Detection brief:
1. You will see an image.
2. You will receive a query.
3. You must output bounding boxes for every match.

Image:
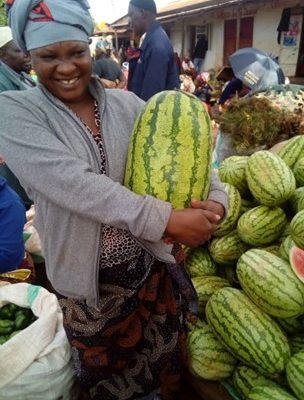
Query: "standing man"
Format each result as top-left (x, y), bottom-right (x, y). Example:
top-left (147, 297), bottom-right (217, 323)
top-left (193, 34), bottom-right (208, 73)
top-left (0, 26), bottom-right (34, 210)
top-left (128, 0), bottom-right (180, 101)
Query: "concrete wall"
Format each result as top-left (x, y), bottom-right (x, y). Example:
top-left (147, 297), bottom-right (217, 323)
top-left (165, 2), bottom-right (301, 77)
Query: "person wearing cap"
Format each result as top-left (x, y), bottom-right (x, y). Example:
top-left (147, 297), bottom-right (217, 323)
top-left (93, 45), bottom-right (127, 89)
top-left (0, 26), bottom-right (34, 211)
top-left (0, 1), bottom-right (227, 398)
top-left (0, 26), bottom-right (35, 91)
top-left (128, 0), bottom-right (180, 101)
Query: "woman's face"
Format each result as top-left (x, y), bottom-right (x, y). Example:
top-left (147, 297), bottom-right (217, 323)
top-left (30, 41), bottom-right (92, 104)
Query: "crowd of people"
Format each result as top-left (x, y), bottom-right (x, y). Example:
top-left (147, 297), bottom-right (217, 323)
top-left (0, 0), bottom-right (290, 399)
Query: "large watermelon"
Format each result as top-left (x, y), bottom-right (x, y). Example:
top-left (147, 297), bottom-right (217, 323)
top-left (278, 135), bottom-right (304, 168)
top-left (237, 206), bottom-right (287, 246)
top-left (218, 156), bottom-right (249, 197)
top-left (214, 183), bottom-right (241, 237)
top-left (246, 151), bottom-right (296, 206)
top-left (124, 90), bottom-right (212, 208)
top-left (247, 385), bottom-right (297, 400)
top-left (206, 288), bottom-right (291, 375)
top-left (186, 247), bottom-right (217, 278)
top-left (187, 322), bottom-right (237, 380)
top-left (290, 210), bottom-right (304, 249)
top-left (209, 231), bottom-right (248, 265)
top-left (286, 350), bottom-right (304, 400)
top-left (236, 249), bottom-right (304, 318)
top-left (293, 158), bottom-right (304, 187)
top-left (233, 366), bottom-right (276, 399)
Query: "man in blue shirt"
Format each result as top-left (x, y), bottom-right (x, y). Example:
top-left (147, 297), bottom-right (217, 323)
top-left (128, 0), bottom-right (180, 101)
top-left (0, 177), bottom-right (26, 272)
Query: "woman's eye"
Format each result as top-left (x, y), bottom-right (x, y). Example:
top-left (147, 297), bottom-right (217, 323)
top-left (75, 50), bottom-right (85, 57)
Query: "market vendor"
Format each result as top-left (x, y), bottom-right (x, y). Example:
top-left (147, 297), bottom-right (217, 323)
top-left (0, 176), bottom-right (26, 272)
top-left (1, 1), bottom-right (228, 399)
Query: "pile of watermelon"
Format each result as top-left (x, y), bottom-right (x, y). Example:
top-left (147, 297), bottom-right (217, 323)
top-left (186, 135), bottom-right (304, 400)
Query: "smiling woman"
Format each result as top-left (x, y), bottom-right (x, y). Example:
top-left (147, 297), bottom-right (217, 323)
top-left (0, 1), bottom-right (228, 399)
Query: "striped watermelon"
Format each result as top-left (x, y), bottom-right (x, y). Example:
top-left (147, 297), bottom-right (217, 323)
top-left (237, 206), bottom-right (287, 246)
top-left (233, 366), bottom-right (276, 399)
top-left (209, 231), bottom-right (248, 265)
top-left (186, 247), bottom-right (217, 278)
top-left (290, 210), bottom-right (304, 249)
top-left (289, 187), bottom-right (304, 214)
top-left (276, 315), bottom-right (304, 335)
top-left (124, 90), bottom-right (212, 209)
top-left (279, 235), bottom-right (295, 261)
top-left (206, 288), bottom-right (291, 374)
top-left (290, 335), bottom-right (304, 354)
top-left (192, 276), bottom-right (230, 314)
top-left (214, 183), bottom-right (241, 237)
top-left (218, 156), bottom-right (249, 197)
top-left (293, 158), bottom-right (304, 187)
top-left (236, 249), bottom-right (304, 318)
top-left (286, 350), bottom-right (304, 400)
top-left (246, 151), bottom-right (296, 206)
top-left (187, 322), bottom-right (237, 380)
top-left (247, 385), bottom-right (297, 400)
top-left (278, 135), bottom-right (304, 168)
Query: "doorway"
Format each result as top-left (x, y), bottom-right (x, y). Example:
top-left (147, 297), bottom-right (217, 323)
top-left (223, 16), bottom-right (254, 65)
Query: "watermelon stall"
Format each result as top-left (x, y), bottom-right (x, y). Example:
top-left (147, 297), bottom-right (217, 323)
top-left (185, 139), bottom-right (304, 400)
top-left (124, 89), bottom-right (304, 399)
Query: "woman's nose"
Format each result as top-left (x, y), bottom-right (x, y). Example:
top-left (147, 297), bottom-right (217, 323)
top-left (56, 60), bottom-right (77, 75)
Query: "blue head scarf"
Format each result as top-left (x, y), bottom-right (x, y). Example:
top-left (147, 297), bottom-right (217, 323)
top-left (6, 0), bottom-right (94, 51)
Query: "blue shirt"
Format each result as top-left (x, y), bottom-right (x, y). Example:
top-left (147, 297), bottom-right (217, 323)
top-left (0, 177), bottom-right (26, 272)
top-left (128, 22), bottom-right (180, 101)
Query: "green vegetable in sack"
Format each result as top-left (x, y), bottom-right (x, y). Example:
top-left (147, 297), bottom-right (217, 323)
top-left (0, 320), bottom-right (15, 334)
top-left (0, 303), bottom-right (21, 320)
top-left (14, 309), bottom-right (32, 330)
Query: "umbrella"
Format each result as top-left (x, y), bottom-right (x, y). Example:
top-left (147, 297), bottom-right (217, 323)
top-left (229, 47), bottom-right (285, 91)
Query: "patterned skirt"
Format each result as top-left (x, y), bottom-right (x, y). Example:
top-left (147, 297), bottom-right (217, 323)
top-left (59, 246), bottom-right (192, 400)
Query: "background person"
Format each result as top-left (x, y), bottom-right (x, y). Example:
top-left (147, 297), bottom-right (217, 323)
top-left (0, 176), bottom-right (26, 273)
top-left (93, 45), bottom-right (127, 89)
top-left (193, 34), bottom-right (208, 73)
top-left (127, 0), bottom-right (180, 101)
top-left (2, 1), bottom-right (227, 399)
top-left (0, 26), bottom-right (34, 211)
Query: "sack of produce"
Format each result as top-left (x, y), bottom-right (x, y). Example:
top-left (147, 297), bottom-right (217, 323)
top-left (0, 283), bottom-right (76, 400)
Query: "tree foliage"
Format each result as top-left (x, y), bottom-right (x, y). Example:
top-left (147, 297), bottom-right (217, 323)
top-left (0, 0), bottom-right (7, 27)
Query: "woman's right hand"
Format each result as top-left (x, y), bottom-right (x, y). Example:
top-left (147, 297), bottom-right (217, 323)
top-left (163, 208), bottom-right (220, 248)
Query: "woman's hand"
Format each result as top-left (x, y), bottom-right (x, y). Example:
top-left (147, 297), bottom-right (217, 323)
top-left (191, 199), bottom-right (225, 222)
top-left (0, 156), bottom-right (5, 166)
top-left (163, 208), bottom-right (220, 248)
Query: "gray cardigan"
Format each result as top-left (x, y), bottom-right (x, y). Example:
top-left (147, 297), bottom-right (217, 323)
top-left (0, 79), bottom-right (227, 306)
